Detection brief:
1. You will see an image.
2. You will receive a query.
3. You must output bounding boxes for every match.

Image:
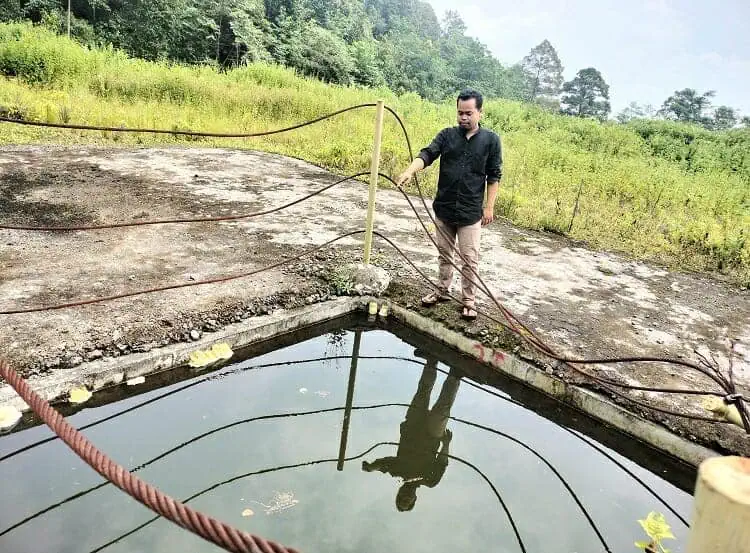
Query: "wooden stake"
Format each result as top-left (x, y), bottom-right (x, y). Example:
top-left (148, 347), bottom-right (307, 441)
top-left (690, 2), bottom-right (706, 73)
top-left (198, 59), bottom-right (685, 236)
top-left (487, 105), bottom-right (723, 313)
top-left (363, 100), bottom-right (384, 265)
top-left (337, 330), bottom-right (361, 471)
top-left (686, 456), bottom-right (750, 553)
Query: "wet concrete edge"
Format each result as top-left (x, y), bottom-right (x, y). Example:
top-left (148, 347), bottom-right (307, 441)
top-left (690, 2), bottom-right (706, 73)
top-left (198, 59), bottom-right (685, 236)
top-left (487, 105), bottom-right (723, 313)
top-left (380, 300), bottom-right (718, 468)
top-left (1, 295), bottom-right (719, 468)
top-left (0, 297), bottom-right (361, 411)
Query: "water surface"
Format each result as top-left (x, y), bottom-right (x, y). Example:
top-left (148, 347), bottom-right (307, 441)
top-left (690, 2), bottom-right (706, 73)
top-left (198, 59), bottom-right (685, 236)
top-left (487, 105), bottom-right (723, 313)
top-left (0, 321), bottom-right (695, 553)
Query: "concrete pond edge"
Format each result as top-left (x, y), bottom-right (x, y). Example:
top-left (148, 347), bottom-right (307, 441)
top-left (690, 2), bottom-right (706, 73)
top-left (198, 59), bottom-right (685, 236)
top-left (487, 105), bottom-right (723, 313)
top-left (381, 299), bottom-right (718, 468)
top-left (0, 297), bottom-right (360, 411)
top-left (1, 295), bottom-right (719, 468)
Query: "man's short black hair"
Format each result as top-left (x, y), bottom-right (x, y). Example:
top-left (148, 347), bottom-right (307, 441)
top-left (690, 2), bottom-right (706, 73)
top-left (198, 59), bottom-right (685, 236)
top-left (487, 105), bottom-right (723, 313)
top-left (457, 89), bottom-right (483, 110)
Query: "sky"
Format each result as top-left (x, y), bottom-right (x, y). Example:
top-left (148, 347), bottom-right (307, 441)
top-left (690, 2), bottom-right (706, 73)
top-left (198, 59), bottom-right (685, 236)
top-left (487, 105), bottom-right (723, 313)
top-left (423, 0), bottom-right (750, 117)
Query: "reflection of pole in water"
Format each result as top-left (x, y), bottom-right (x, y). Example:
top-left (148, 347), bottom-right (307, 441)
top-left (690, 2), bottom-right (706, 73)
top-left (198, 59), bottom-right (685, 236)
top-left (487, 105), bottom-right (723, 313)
top-left (337, 330), bottom-right (361, 471)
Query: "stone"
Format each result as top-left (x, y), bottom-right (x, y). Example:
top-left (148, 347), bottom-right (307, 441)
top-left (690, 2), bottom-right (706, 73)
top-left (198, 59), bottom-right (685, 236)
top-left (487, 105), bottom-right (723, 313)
top-left (68, 355), bottom-right (84, 367)
top-left (337, 263), bottom-right (391, 297)
top-left (86, 349), bottom-right (103, 361)
top-left (190, 330), bottom-right (201, 341)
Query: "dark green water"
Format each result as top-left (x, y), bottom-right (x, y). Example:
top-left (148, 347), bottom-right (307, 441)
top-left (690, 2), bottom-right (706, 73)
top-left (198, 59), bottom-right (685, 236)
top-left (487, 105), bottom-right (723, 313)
top-left (0, 318), bottom-right (695, 553)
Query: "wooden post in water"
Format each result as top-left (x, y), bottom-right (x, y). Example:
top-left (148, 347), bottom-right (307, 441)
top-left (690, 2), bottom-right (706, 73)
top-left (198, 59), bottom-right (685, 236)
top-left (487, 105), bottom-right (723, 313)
top-left (337, 330), bottom-right (361, 471)
top-left (363, 100), bottom-right (385, 265)
top-left (686, 456), bottom-right (750, 553)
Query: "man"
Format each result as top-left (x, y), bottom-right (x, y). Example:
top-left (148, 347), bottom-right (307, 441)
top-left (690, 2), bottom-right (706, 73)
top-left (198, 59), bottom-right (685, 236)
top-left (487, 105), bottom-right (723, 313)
top-left (396, 89), bottom-right (502, 321)
top-left (361, 349), bottom-right (460, 512)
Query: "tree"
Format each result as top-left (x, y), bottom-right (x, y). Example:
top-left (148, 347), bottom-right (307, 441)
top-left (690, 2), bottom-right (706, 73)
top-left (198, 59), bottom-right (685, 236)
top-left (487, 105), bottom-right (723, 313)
top-left (349, 39), bottom-right (385, 87)
top-left (495, 64), bottom-right (532, 102)
top-left (710, 106), bottom-right (738, 131)
top-left (616, 102), bottom-right (655, 123)
top-left (20, 0), bottom-right (62, 22)
top-left (100, 0), bottom-right (218, 62)
top-left (378, 31), bottom-right (449, 100)
top-left (560, 67), bottom-right (611, 121)
top-left (287, 21), bottom-right (354, 83)
top-left (439, 11), bottom-right (502, 96)
top-left (520, 39), bottom-right (563, 102)
top-left (0, 0), bottom-right (22, 21)
top-left (264, 0), bottom-right (305, 22)
top-left (741, 116), bottom-right (750, 128)
top-left (658, 88), bottom-right (715, 126)
top-left (2, 0), bottom-right (566, 104)
top-left (440, 9), bottom-right (465, 36)
top-left (364, 0), bottom-right (440, 40)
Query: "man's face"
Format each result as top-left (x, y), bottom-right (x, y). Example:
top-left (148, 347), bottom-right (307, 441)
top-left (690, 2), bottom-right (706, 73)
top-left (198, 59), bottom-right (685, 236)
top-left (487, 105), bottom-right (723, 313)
top-left (457, 98), bottom-right (482, 130)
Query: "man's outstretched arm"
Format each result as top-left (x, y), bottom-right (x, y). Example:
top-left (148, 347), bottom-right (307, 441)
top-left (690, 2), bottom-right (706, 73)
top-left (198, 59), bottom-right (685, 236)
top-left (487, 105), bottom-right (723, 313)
top-left (362, 457), bottom-right (398, 473)
top-left (396, 157), bottom-right (425, 186)
top-left (396, 128), bottom-right (447, 186)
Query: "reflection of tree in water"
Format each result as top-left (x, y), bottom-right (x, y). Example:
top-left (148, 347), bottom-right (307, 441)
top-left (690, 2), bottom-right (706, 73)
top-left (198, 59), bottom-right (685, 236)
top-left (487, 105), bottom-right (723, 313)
top-left (324, 329), bottom-right (348, 370)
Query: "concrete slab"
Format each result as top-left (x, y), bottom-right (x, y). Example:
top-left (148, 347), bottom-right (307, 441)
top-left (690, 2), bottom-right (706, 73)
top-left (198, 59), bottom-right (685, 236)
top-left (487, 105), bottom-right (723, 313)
top-left (0, 145), bottom-right (748, 456)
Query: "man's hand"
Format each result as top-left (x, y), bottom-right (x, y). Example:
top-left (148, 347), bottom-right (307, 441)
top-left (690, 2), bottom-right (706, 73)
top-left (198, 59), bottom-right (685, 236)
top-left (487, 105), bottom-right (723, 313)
top-left (396, 170), bottom-right (412, 187)
top-left (482, 206), bottom-right (495, 226)
top-left (395, 158), bottom-right (426, 187)
top-left (443, 429), bottom-right (453, 443)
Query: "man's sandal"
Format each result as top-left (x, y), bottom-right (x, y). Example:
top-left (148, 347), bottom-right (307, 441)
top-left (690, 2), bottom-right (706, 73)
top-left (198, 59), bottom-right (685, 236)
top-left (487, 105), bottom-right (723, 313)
top-left (461, 306), bottom-right (478, 321)
top-left (421, 291), bottom-right (450, 306)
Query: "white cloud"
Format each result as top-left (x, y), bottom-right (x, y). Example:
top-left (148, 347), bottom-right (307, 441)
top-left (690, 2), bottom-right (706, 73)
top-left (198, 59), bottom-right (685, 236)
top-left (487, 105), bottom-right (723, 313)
top-left (644, 0), bottom-right (677, 18)
top-left (423, 0), bottom-right (750, 114)
top-left (698, 52), bottom-right (724, 65)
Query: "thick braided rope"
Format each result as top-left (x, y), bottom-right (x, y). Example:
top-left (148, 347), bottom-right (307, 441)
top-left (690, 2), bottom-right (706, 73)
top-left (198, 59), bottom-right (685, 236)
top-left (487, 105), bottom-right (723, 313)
top-left (0, 359), bottom-right (300, 553)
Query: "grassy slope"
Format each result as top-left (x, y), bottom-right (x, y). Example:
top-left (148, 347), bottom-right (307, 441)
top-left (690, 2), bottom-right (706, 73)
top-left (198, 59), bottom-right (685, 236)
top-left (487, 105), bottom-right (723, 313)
top-left (1, 23), bottom-right (748, 286)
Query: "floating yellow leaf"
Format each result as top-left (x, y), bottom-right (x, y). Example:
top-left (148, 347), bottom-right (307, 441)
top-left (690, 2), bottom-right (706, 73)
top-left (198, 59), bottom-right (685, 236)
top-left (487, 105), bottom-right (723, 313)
top-left (0, 406), bottom-right (22, 431)
top-left (188, 350), bottom-right (212, 368)
top-left (69, 386), bottom-right (92, 404)
top-left (638, 512), bottom-right (675, 543)
top-left (241, 508), bottom-right (254, 517)
top-left (210, 343), bottom-right (233, 360)
top-left (188, 342), bottom-right (234, 368)
top-left (701, 396), bottom-right (743, 428)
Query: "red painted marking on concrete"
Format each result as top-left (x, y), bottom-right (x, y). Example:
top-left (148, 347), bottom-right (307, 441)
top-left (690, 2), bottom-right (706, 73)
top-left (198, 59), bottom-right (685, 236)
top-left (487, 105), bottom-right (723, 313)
top-left (473, 342), bottom-right (486, 362)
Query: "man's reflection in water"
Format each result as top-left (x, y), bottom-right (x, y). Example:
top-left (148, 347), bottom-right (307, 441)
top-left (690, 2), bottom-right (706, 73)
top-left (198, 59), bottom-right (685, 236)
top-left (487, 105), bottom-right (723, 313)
top-left (362, 348), bottom-right (461, 511)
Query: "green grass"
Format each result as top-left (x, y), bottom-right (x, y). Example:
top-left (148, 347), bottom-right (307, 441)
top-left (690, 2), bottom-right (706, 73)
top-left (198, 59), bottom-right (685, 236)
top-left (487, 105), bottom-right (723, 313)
top-left (1, 23), bottom-right (748, 287)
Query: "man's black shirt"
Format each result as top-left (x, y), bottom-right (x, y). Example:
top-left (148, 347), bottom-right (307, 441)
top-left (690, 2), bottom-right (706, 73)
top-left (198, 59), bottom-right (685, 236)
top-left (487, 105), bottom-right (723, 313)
top-left (417, 125), bottom-right (502, 226)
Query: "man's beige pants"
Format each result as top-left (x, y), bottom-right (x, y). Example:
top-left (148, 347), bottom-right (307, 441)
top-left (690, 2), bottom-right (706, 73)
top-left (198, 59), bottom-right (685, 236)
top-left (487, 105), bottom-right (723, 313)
top-left (435, 217), bottom-right (481, 307)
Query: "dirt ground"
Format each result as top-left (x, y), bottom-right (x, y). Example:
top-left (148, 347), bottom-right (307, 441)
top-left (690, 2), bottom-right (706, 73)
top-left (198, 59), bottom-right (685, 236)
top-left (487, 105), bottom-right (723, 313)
top-left (1, 145), bottom-right (749, 456)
